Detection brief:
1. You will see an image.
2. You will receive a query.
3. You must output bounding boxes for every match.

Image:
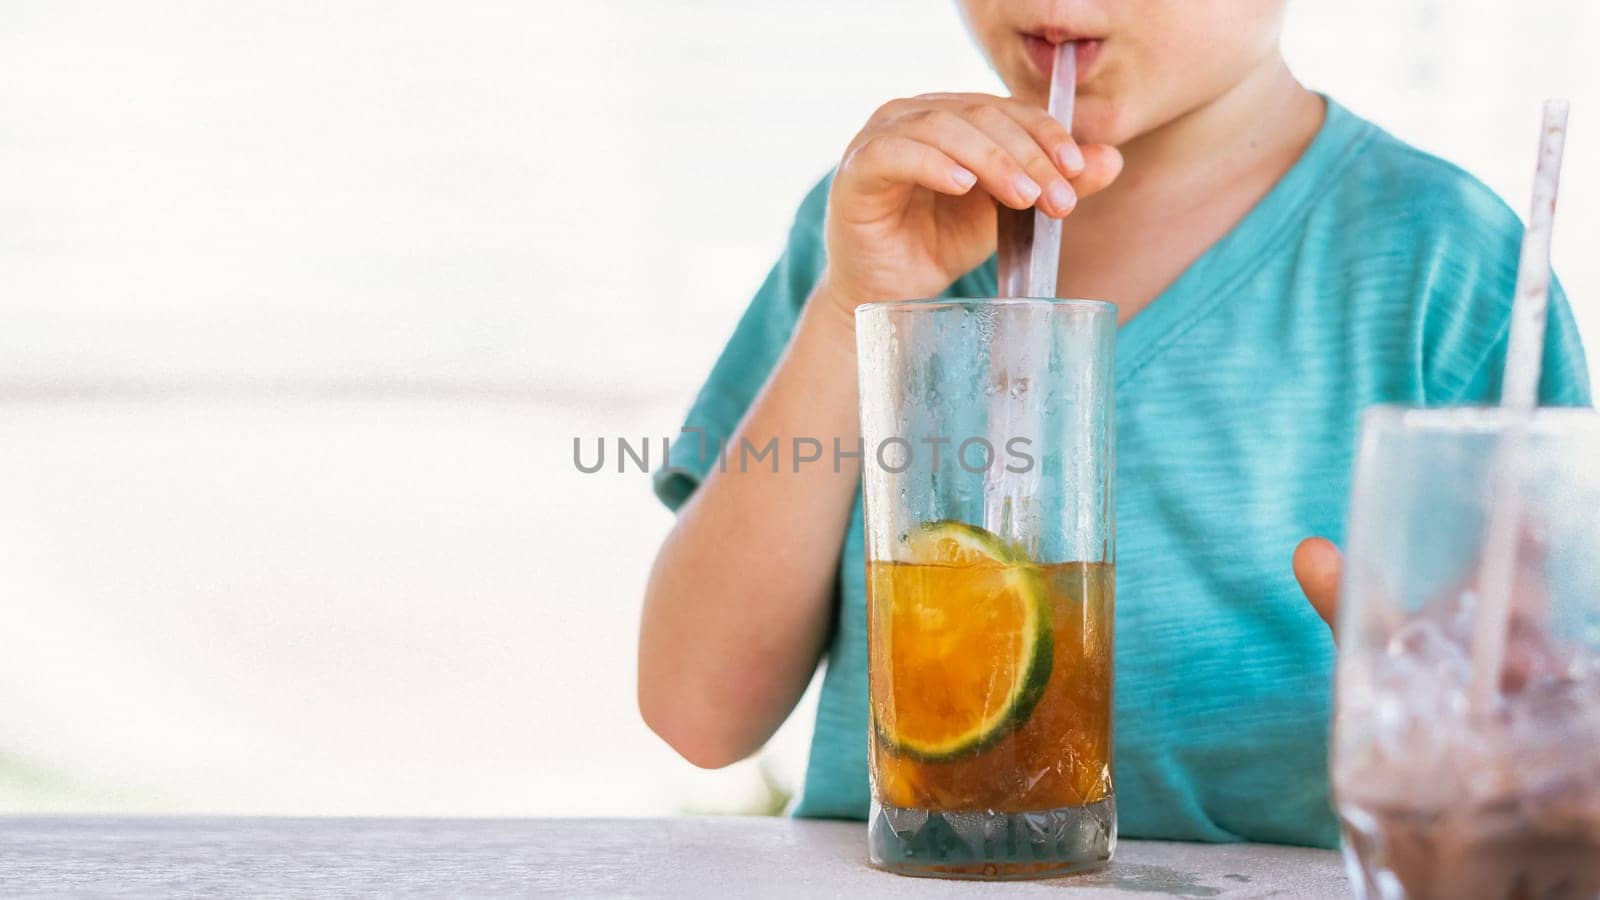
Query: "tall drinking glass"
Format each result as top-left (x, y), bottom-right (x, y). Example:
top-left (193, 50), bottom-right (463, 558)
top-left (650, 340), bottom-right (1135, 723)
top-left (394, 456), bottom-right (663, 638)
top-left (855, 298), bottom-right (1116, 879)
top-left (1333, 407), bottom-right (1600, 900)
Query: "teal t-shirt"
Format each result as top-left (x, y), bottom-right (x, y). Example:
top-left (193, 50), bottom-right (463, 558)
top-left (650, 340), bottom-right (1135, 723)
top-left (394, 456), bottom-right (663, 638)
top-left (652, 98), bottom-right (1591, 848)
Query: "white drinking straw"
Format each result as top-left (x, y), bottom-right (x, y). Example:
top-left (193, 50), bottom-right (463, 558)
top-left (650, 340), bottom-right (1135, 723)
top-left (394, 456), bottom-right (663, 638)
top-left (985, 43), bottom-right (1077, 544)
top-left (1468, 99), bottom-right (1570, 714)
top-left (995, 42), bottom-right (1077, 300)
top-left (1024, 41), bottom-right (1077, 298)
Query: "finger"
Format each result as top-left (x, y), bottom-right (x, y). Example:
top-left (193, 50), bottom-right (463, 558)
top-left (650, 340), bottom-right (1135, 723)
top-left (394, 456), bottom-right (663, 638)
top-left (843, 134), bottom-right (979, 198)
top-left (864, 96), bottom-right (920, 130)
top-left (891, 110), bottom-right (1043, 210)
top-left (993, 98), bottom-right (1085, 178)
top-left (1069, 144), bottom-right (1124, 200)
top-left (954, 102), bottom-right (1077, 217)
top-left (1293, 537), bottom-right (1342, 631)
top-left (902, 94), bottom-right (1085, 179)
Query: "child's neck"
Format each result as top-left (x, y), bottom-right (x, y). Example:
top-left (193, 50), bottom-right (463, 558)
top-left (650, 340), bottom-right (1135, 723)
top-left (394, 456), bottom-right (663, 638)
top-left (1115, 52), bottom-right (1322, 189)
top-left (1058, 52), bottom-right (1323, 322)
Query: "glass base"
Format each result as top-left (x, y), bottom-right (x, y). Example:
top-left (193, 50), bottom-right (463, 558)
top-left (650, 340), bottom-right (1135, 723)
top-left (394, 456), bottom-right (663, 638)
top-left (868, 796), bottom-right (1115, 880)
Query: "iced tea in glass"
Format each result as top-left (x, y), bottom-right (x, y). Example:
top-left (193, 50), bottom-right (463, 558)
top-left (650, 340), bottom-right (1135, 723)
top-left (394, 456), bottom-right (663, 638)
top-left (856, 299), bottom-right (1115, 879)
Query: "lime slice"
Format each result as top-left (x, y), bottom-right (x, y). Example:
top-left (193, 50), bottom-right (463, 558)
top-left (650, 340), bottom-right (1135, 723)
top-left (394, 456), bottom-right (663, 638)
top-left (870, 519), bottom-right (1054, 762)
top-left (900, 518), bottom-right (1028, 566)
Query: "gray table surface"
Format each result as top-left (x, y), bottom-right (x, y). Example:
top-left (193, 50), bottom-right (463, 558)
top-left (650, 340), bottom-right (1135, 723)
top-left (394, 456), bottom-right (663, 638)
top-left (0, 816), bottom-right (1348, 898)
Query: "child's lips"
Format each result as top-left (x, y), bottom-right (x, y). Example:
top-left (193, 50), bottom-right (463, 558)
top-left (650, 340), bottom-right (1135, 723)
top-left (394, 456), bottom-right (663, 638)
top-left (1022, 34), bottom-right (1101, 84)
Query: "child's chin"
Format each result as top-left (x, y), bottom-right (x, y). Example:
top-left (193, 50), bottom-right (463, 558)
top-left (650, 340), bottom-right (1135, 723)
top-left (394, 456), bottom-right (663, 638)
top-left (1067, 102), bottom-right (1128, 147)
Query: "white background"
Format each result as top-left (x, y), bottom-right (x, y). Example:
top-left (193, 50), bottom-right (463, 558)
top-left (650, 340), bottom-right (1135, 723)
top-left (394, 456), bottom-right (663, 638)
top-left (1, 1), bottom-right (1596, 815)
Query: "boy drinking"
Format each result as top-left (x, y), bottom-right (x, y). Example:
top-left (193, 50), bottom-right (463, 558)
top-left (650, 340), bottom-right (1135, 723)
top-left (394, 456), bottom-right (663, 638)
top-left (639, 0), bottom-right (1589, 846)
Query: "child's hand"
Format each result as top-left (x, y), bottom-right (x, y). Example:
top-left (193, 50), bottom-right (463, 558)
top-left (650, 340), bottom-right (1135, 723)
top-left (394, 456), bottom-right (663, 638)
top-left (1293, 537), bottom-right (1342, 632)
top-left (819, 93), bottom-right (1123, 315)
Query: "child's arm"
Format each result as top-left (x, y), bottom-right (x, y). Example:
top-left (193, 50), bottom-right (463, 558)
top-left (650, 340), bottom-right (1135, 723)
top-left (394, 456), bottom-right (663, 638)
top-left (640, 93), bottom-right (1121, 769)
top-left (639, 292), bottom-right (861, 769)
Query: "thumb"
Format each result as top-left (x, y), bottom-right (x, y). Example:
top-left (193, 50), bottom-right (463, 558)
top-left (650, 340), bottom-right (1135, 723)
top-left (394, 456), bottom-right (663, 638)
top-left (1068, 144), bottom-right (1123, 200)
top-left (1293, 537), bottom-right (1342, 632)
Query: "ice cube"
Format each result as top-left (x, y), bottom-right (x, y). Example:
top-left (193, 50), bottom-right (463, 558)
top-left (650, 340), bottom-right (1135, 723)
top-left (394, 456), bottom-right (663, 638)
top-left (882, 804), bottom-right (929, 840)
top-left (942, 811), bottom-right (997, 856)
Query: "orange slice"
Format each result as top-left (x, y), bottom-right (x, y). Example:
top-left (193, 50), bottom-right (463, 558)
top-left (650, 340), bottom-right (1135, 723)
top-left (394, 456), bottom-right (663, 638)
top-left (870, 520), bottom-right (1053, 762)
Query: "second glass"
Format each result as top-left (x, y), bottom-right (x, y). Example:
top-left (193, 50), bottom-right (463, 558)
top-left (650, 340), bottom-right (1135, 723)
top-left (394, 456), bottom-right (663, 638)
top-left (1334, 407), bottom-right (1600, 900)
top-left (855, 298), bottom-right (1116, 879)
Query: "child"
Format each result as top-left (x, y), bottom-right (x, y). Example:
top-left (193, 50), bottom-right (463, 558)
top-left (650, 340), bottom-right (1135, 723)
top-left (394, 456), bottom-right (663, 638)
top-left (638, 0), bottom-right (1590, 848)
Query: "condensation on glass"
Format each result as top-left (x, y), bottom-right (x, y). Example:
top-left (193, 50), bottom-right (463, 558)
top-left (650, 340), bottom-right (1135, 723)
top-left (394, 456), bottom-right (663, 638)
top-left (856, 298), bottom-right (1116, 880)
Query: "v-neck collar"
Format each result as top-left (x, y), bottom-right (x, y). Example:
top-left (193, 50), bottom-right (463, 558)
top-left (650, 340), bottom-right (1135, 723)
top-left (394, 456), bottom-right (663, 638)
top-left (968, 97), bottom-right (1377, 388)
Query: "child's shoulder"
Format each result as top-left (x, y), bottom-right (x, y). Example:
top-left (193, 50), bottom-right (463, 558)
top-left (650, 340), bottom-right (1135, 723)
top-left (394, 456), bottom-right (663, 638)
top-left (1313, 99), bottom-right (1589, 405)
top-left (1318, 100), bottom-right (1524, 266)
top-left (788, 172), bottom-right (835, 242)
